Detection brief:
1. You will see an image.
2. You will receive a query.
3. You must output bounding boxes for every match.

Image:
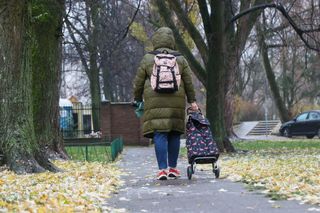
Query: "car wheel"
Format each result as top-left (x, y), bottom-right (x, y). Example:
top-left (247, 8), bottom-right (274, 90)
top-left (306, 134), bottom-right (315, 139)
top-left (283, 128), bottom-right (292, 138)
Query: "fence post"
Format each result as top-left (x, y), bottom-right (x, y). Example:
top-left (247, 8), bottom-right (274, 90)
top-left (85, 145), bottom-right (89, 161)
top-left (111, 139), bottom-right (116, 161)
top-left (116, 138), bottom-right (119, 157)
top-left (120, 137), bottom-right (123, 153)
top-left (110, 137), bottom-right (123, 161)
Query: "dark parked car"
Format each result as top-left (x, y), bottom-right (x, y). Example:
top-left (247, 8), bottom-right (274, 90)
top-left (279, 110), bottom-right (320, 139)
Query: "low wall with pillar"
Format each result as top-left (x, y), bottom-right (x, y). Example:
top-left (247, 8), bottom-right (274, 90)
top-left (100, 101), bottom-right (150, 146)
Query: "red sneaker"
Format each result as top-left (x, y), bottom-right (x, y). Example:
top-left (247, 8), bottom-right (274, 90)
top-left (168, 168), bottom-right (181, 178)
top-left (157, 170), bottom-right (168, 180)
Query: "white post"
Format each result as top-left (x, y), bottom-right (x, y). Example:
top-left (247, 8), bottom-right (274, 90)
top-left (264, 101), bottom-right (268, 137)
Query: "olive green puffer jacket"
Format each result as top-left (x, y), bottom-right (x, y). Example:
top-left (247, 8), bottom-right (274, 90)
top-left (133, 27), bottom-right (196, 138)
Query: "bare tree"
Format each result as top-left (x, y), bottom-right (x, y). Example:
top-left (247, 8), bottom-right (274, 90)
top-left (63, 0), bottom-right (144, 106)
top-left (97, 0), bottom-right (144, 102)
top-left (232, 2), bottom-right (320, 52)
top-left (235, 1), bottom-right (320, 121)
top-left (154, 0), bottom-right (271, 152)
top-left (64, 0), bottom-right (102, 131)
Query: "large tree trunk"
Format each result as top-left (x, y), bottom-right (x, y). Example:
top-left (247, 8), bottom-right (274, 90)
top-left (223, 0), bottom-right (238, 139)
top-left (87, 0), bottom-right (101, 132)
top-left (101, 64), bottom-right (114, 102)
top-left (281, 47), bottom-right (295, 118)
top-left (0, 0), bottom-right (47, 173)
top-left (207, 0), bottom-right (235, 152)
top-left (223, 39), bottom-right (238, 140)
top-left (32, 0), bottom-right (68, 161)
top-left (88, 69), bottom-right (101, 132)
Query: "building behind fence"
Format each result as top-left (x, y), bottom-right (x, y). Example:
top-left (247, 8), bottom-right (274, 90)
top-left (59, 97), bottom-right (149, 146)
top-left (59, 97), bottom-right (100, 139)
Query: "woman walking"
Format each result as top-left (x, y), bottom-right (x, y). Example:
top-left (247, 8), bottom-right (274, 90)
top-left (133, 27), bottom-right (198, 180)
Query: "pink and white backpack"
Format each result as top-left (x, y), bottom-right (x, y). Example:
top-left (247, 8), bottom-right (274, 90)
top-left (149, 50), bottom-right (181, 93)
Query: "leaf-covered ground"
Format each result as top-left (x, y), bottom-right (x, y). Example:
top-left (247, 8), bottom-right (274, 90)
top-left (218, 145), bottom-right (320, 206)
top-left (0, 161), bottom-right (122, 212)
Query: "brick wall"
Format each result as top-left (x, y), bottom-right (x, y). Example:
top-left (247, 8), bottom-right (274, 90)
top-left (101, 101), bottom-right (150, 146)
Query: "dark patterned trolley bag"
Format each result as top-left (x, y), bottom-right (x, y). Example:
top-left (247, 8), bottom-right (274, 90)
top-left (186, 111), bottom-right (219, 164)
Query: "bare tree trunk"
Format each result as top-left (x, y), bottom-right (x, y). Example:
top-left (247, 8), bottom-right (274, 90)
top-left (88, 66), bottom-right (101, 131)
top-left (224, 50), bottom-right (238, 139)
top-left (101, 65), bottom-right (114, 102)
top-left (206, 1), bottom-right (227, 151)
top-left (32, 0), bottom-right (68, 161)
top-left (208, 0), bottom-right (235, 152)
top-left (257, 24), bottom-right (291, 122)
top-left (87, 0), bottom-right (101, 132)
top-left (223, 0), bottom-right (238, 139)
top-left (0, 0), bottom-right (47, 173)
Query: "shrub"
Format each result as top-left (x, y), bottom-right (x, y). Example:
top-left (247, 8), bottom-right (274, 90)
top-left (290, 103), bottom-right (320, 118)
top-left (234, 96), bottom-right (264, 122)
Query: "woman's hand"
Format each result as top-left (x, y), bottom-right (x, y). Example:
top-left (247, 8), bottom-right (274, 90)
top-left (190, 102), bottom-right (199, 111)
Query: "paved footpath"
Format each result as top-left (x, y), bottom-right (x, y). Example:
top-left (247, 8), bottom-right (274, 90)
top-left (107, 146), bottom-right (316, 213)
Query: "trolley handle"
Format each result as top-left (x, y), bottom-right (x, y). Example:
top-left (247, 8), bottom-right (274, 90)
top-left (187, 107), bottom-right (201, 115)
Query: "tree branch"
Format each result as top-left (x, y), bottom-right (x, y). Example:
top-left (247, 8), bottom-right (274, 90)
top-left (65, 19), bottom-right (90, 74)
top-left (168, 0), bottom-right (208, 63)
top-left (232, 2), bottom-right (320, 52)
top-left (69, 15), bottom-right (89, 36)
top-left (65, 17), bottom-right (89, 46)
top-left (235, 0), bottom-right (272, 53)
top-left (121, 0), bottom-right (141, 40)
top-left (63, 0), bottom-right (72, 23)
top-left (197, 0), bottom-right (212, 41)
top-left (155, 0), bottom-right (207, 86)
top-left (266, 22), bottom-right (290, 33)
top-left (266, 43), bottom-right (288, 48)
top-left (231, 3), bottom-right (276, 23)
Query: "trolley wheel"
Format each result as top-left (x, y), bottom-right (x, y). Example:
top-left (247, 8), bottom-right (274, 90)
top-left (187, 166), bottom-right (193, 180)
top-left (214, 167), bottom-right (220, 178)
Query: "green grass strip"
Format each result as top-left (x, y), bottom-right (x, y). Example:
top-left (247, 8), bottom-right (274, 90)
top-left (65, 146), bottom-right (112, 162)
top-left (233, 139), bottom-right (320, 150)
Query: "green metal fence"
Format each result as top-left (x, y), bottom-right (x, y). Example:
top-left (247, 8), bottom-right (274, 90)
top-left (59, 105), bottom-right (100, 139)
top-left (64, 137), bottom-right (123, 162)
top-left (110, 137), bottom-right (123, 161)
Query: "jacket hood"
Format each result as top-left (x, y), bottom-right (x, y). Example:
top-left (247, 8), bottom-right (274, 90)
top-left (151, 27), bottom-right (175, 50)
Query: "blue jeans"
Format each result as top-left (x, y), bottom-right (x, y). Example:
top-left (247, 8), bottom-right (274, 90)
top-left (154, 131), bottom-right (181, 170)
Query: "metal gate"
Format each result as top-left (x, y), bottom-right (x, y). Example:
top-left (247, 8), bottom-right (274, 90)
top-left (59, 105), bottom-right (100, 139)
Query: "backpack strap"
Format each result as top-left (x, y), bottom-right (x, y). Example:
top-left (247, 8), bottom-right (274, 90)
top-left (148, 50), bottom-right (182, 56)
top-left (148, 50), bottom-right (161, 55)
